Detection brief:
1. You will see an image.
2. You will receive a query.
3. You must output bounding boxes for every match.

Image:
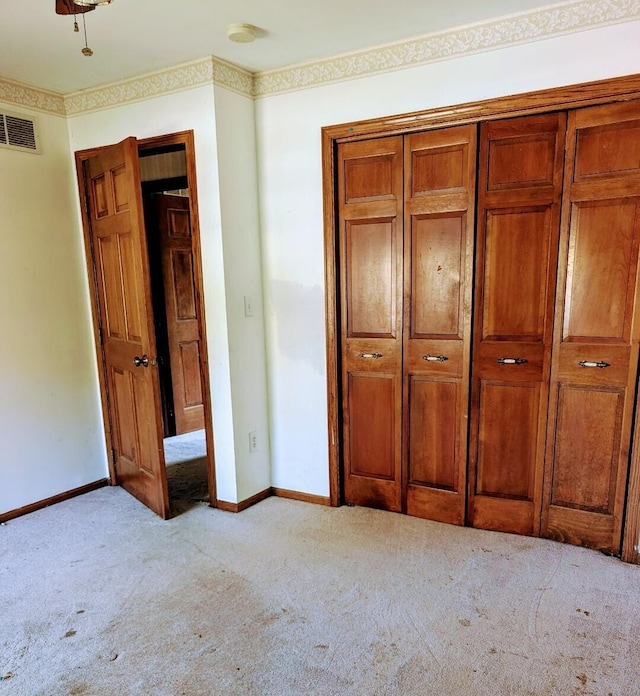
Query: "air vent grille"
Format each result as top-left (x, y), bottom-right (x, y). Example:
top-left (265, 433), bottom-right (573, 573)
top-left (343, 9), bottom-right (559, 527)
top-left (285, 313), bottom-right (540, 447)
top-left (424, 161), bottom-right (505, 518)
top-left (0, 112), bottom-right (40, 153)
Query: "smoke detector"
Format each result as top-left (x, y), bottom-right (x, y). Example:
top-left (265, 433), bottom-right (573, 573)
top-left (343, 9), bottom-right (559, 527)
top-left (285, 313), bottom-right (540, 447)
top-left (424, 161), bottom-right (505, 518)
top-left (227, 23), bottom-right (256, 43)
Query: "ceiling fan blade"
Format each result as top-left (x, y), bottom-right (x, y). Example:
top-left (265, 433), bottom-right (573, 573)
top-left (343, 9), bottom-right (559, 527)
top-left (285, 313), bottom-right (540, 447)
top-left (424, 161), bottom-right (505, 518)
top-left (55, 0), bottom-right (95, 15)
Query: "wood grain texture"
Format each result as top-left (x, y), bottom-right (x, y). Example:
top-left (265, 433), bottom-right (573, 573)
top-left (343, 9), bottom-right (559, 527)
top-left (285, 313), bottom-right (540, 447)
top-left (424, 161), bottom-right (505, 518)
top-left (217, 487), bottom-right (272, 513)
top-left (322, 128), bottom-right (341, 507)
top-left (322, 75), bottom-right (640, 143)
top-left (0, 480), bottom-right (108, 524)
top-left (139, 131), bottom-right (218, 507)
top-left (76, 131), bottom-right (217, 513)
top-left (403, 125), bottom-right (476, 525)
top-left (217, 487), bottom-right (332, 512)
top-left (271, 488), bottom-right (331, 506)
top-left (338, 136), bottom-right (404, 512)
top-left (469, 113), bottom-right (566, 537)
top-left (322, 76), bottom-right (640, 562)
top-left (542, 102), bottom-right (640, 555)
top-left (156, 194), bottom-right (205, 435)
top-left (81, 137), bottom-right (170, 520)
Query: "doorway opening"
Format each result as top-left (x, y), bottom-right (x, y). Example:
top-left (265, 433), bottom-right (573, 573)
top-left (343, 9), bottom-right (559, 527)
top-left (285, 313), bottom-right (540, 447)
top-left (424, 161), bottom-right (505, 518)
top-left (76, 131), bottom-right (216, 519)
top-left (139, 141), bottom-right (210, 514)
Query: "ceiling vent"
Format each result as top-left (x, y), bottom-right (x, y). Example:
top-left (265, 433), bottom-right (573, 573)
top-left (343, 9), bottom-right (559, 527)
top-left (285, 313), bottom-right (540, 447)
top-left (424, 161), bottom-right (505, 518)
top-left (0, 112), bottom-right (40, 154)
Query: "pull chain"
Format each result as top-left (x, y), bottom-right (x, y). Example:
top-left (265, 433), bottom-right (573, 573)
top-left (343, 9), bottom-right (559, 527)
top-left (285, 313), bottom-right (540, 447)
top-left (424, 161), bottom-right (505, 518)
top-left (81, 12), bottom-right (93, 57)
top-left (73, 12), bottom-right (79, 33)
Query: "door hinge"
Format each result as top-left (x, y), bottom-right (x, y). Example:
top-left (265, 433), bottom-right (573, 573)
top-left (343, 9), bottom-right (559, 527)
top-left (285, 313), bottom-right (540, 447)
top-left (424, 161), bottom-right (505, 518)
top-left (110, 448), bottom-right (116, 465)
top-left (98, 326), bottom-right (104, 345)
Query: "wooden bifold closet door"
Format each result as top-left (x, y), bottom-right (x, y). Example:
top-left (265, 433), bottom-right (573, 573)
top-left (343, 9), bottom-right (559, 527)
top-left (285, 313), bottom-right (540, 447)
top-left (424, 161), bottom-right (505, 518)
top-left (403, 127), bottom-right (476, 524)
top-left (335, 99), bottom-right (640, 555)
top-left (468, 114), bottom-right (566, 536)
top-left (338, 126), bottom-right (476, 522)
top-left (338, 137), bottom-right (404, 512)
top-left (541, 102), bottom-right (640, 554)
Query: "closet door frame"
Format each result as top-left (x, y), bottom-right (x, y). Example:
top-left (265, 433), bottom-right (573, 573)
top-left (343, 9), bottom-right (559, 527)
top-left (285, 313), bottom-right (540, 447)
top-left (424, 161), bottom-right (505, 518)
top-left (322, 73), bottom-right (640, 563)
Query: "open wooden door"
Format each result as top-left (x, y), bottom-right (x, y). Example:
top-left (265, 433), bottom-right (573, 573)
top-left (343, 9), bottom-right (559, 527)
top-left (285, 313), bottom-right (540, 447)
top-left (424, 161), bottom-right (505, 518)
top-left (155, 193), bottom-right (205, 435)
top-left (83, 137), bottom-right (170, 519)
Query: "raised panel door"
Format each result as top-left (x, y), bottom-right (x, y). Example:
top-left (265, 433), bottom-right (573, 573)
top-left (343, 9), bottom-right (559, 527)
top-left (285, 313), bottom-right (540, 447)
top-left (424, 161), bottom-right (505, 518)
top-left (339, 137), bottom-right (403, 511)
top-left (85, 138), bottom-right (169, 519)
top-left (542, 102), bottom-right (640, 554)
top-left (404, 125), bottom-right (477, 525)
top-left (469, 113), bottom-right (566, 535)
top-left (156, 194), bottom-right (205, 435)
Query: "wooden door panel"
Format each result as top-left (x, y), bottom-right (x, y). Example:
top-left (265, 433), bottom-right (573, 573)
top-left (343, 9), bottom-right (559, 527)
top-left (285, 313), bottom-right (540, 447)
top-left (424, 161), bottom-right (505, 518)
top-left (346, 219), bottom-right (397, 337)
top-left (545, 507), bottom-right (615, 550)
top-left (542, 102), bottom-right (640, 554)
top-left (404, 125), bottom-right (476, 525)
top-left (574, 117), bottom-right (640, 181)
top-left (156, 194), bottom-right (205, 435)
top-left (469, 113), bottom-right (566, 536)
top-left (344, 154), bottom-right (395, 203)
top-left (563, 200), bottom-right (639, 342)
top-left (487, 132), bottom-right (557, 190)
top-left (97, 235), bottom-right (126, 340)
top-left (171, 250), bottom-right (197, 320)
top-left (339, 137), bottom-right (403, 512)
top-left (482, 208), bottom-right (550, 340)
top-left (112, 366), bottom-right (137, 465)
top-left (410, 141), bottom-right (468, 195)
top-left (476, 381), bottom-right (539, 499)
top-left (85, 138), bottom-right (169, 518)
top-left (408, 377), bottom-right (457, 490)
top-left (120, 235), bottom-right (143, 343)
top-left (91, 174), bottom-right (109, 217)
top-left (411, 213), bottom-right (464, 338)
top-left (180, 341), bottom-right (204, 405)
top-left (348, 374), bottom-right (396, 480)
top-left (550, 385), bottom-right (622, 512)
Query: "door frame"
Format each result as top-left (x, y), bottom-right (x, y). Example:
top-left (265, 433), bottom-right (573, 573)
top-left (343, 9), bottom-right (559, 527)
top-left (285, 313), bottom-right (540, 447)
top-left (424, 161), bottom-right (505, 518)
top-left (75, 129), bottom-right (218, 508)
top-left (321, 73), bottom-right (640, 561)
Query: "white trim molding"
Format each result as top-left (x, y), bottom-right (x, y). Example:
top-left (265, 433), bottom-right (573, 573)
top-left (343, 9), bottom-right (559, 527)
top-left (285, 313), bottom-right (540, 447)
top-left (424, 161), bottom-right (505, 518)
top-left (0, 0), bottom-right (638, 114)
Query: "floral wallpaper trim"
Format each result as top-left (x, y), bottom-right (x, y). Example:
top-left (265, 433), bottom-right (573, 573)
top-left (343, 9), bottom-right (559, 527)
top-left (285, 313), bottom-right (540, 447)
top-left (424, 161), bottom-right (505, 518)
top-left (64, 57), bottom-right (253, 116)
top-left (0, 77), bottom-right (65, 115)
top-left (253, 0), bottom-right (640, 97)
top-left (1, 0), bottom-right (639, 115)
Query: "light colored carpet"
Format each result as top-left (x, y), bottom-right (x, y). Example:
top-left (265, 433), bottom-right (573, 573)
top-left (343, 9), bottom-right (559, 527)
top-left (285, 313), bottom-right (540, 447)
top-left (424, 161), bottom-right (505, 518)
top-left (163, 429), bottom-right (206, 465)
top-left (1, 489), bottom-right (639, 695)
top-left (164, 429), bottom-right (209, 514)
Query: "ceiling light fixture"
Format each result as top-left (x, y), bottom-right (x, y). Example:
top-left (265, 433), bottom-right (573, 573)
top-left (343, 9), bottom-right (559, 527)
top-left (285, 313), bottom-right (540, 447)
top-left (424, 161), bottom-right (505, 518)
top-left (55, 1), bottom-right (116, 57)
top-left (227, 23), bottom-right (257, 43)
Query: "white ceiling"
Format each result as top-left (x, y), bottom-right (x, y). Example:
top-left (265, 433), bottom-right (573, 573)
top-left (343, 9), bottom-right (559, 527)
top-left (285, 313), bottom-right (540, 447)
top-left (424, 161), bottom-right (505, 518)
top-left (3, 0), bottom-right (573, 94)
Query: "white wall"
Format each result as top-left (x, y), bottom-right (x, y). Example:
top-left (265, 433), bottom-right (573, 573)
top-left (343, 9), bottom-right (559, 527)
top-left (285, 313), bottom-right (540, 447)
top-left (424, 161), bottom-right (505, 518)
top-left (255, 20), bottom-right (640, 497)
top-left (213, 85), bottom-right (271, 500)
top-left (67, 84), bottom-right (271, 504)
top-left (0, 104), bottom-right (107, 515)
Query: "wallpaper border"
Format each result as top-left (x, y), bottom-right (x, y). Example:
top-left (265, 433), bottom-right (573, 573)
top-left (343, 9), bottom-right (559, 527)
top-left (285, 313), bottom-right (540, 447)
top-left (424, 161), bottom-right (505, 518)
top-left (253, 0), bottom-right (640, 96)
top-left (1, 0), bottom-right (638, 115)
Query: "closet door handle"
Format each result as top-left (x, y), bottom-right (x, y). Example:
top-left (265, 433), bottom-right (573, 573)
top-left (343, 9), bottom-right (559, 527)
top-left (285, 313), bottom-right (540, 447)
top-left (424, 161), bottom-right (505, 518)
top-left (423, 354), bottom-right (448, 362)
top-left (359, 352), bottom-right (383, 360)
top-left (133, 355), bottom-right (149, 368)
top-left (579, 360), bottom-right (610, 369)
top-left (497, 357), bottom-right (527, 365)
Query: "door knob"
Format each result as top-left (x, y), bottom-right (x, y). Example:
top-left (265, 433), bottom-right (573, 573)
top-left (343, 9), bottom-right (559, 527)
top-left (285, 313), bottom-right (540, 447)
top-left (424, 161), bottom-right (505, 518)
top-left (133, 355), bottom-right (149, 368)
